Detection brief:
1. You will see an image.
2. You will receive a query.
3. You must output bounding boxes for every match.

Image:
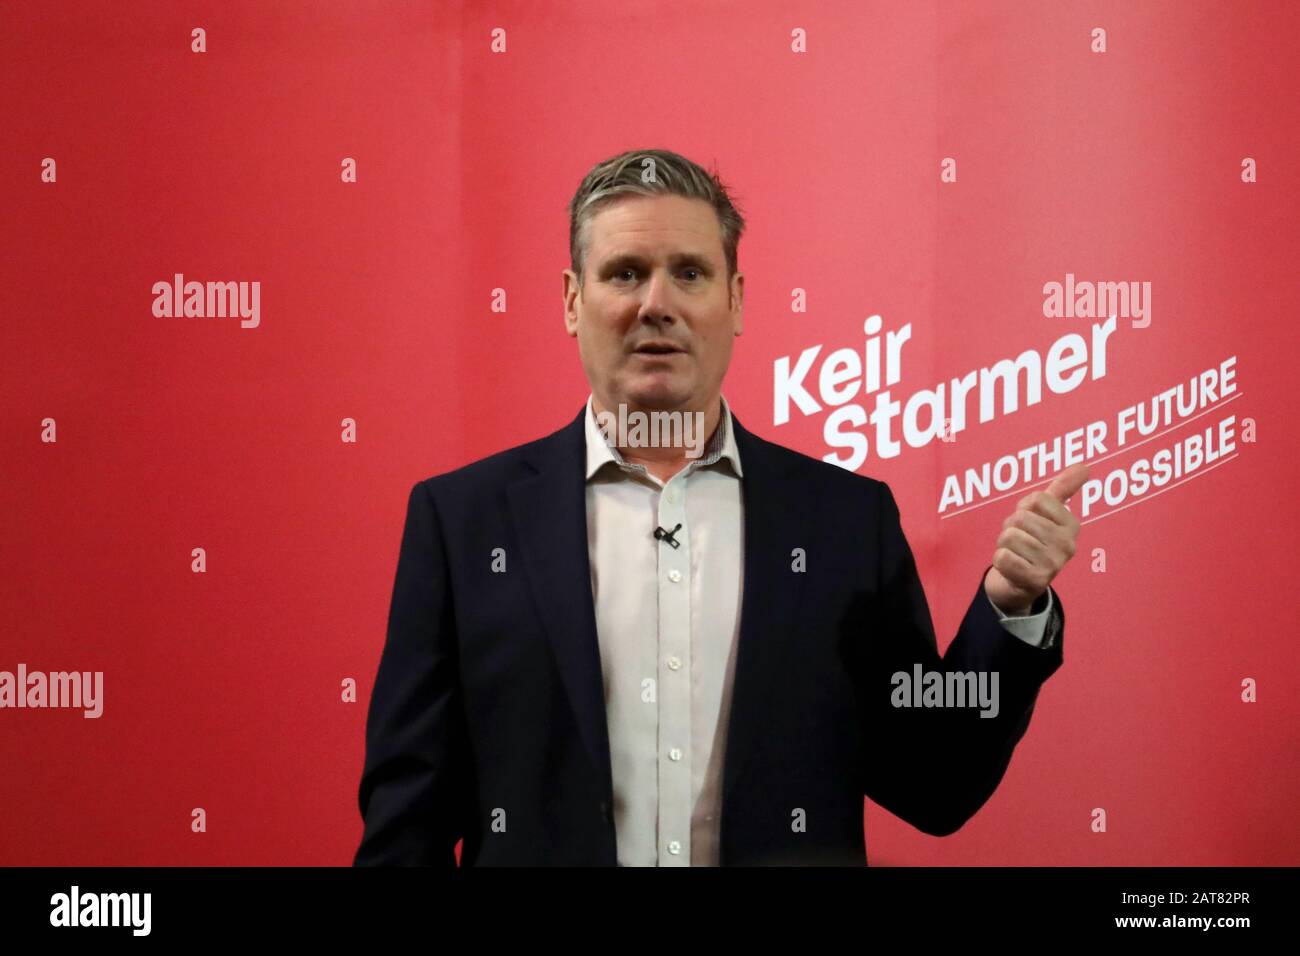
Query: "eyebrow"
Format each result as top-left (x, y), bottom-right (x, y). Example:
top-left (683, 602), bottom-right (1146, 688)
top-left (598, 252), bottom-right (716, 275)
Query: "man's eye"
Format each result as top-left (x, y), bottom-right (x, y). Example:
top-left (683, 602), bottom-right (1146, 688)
top-left (611, 268), bottom-right (700, 282)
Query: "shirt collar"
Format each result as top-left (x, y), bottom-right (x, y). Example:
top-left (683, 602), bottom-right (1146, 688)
top-left (584, 393), bottom-right (744, 482)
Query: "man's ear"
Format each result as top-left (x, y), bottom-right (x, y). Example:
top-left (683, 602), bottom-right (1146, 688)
top-left (731, 272), bottom-right (744, 335)
top-left (562, 269), bottom-right (580, 336)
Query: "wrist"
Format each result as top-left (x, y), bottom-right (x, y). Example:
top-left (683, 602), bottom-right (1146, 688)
top-left (983, 566), bottom-right (1034, 616)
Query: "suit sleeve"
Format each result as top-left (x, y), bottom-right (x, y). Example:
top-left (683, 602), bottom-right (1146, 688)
top-left (353, 480), bottom-right (477, 865)
top-left (858, 481), bottom-right (1064, 836)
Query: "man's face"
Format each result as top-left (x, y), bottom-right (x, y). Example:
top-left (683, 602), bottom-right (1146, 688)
top-left (563, 194), bottom-right (743, 417)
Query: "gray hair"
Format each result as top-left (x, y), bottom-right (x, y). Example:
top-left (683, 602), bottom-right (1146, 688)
top-left (568, 148), bottom-right (745, 290)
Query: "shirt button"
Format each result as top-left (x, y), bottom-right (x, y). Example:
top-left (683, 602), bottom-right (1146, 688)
top-left (667, 656), bottom-right (682, 670)
top-left (665, 487), bottom-right (679, 504)
top-left (668, 569), bottom-right (682, 583)
top-left (668, 840), bottom-right (682, 855)
top-left (669, 747), bottom-right (682, 761)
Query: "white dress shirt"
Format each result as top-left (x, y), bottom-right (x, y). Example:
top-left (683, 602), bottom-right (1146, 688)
top-left (582, 392), bottom-right (1053, 866)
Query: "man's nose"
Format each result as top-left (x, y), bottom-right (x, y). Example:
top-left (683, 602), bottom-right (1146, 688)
top-left (637, 269), bottom-right (676, 324)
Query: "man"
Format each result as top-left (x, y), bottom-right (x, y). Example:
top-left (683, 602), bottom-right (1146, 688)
top-left (353, 148), bottom-right (1086, 866)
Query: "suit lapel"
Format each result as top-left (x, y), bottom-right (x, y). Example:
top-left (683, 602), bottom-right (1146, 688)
top-left (721, 412), bottom-right (811, 812)
top-left (505, 405), bottom-right (813, 826)
top-left (506, 408), bottom-right (615, 807)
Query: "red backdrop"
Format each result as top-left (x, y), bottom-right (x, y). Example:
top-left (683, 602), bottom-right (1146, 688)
top-left (3, 0), bottom-right (1297, 865)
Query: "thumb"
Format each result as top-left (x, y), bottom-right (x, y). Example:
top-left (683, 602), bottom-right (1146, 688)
top-left (1045, 462), bottom-right (1090, 503)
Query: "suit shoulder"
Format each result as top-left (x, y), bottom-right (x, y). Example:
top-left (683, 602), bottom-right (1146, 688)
top-left (409, 417), bottom-right (575, 499)
top-left (748, 428), bottom-right (889, 498)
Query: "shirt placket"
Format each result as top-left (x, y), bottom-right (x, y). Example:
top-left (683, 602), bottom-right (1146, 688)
top-left (655, 470), bottom-right (692, 865)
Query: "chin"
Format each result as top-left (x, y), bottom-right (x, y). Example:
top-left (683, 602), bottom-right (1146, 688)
top-left (626, 383), bottom-right (691, 410)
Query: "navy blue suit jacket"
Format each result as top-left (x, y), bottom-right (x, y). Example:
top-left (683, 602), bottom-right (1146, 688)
top-left (354, 405), bottom-right (1064, 866)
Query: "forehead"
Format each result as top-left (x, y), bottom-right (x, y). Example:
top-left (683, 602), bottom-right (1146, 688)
top-left (585, 194), bottom-right (724, 260)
